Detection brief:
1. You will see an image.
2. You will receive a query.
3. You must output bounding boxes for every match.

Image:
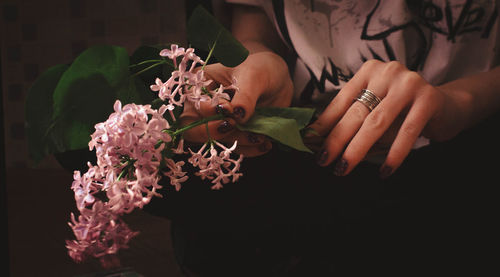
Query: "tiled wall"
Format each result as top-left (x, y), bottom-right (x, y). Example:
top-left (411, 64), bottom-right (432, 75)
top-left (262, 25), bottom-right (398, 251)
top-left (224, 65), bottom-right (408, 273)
top-left (1, 0), bottom-right (187, 169)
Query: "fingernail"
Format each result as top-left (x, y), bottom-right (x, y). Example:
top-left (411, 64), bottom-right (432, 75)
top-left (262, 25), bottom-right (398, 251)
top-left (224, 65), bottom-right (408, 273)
top-left (215, 104), bottom-right (229, 116)
top-left (224, 88), bottom-right (236, 100)
top-left (217, 120), bottom-right (233, 133)
top-left (247, 133), bottom-right (260, 144)
top-left (333, 158), bottom-right (348, 176)
top-left (233, 107), bottom-right (246, 119)
top-left (380, 165), bottom-right (393, 179)
top-left (316, 149), bottom-right (328, 165)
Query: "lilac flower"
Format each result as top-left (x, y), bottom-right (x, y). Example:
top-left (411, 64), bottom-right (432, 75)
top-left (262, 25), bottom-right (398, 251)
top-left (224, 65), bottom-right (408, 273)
top-left (171, 138), bottom-right (185, 155)
top-left (67, 45), bottom-right (246, 265)
top-left (69, 100), bottom-right (173, 262)
top-left (154, 45), bottom-right (242, 111)
top-left (159, 44), bottom-right (185, 68)
top-left (188, 141), bottom-right (243, 190)
top-left (89, 100), bottom-right (171, 170)
top-left (66, 201), bottom-right (139, 263)
top-left (163, 158), bottom-right (188, 191)
top-left (71, 163), bottom-right (104, 211)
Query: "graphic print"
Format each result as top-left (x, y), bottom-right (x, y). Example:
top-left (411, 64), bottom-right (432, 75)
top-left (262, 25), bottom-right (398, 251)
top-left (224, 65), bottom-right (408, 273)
top-left (272, 0), bottom-right (498, 104)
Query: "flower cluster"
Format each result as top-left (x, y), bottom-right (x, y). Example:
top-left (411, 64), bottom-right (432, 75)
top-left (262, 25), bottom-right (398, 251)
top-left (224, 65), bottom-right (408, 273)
top-left (66, 45), bottom-right (244, 263)
top-left (189, 141), bottom-right (243, 190)
top-left (151, 44), bottom-right (236, 110)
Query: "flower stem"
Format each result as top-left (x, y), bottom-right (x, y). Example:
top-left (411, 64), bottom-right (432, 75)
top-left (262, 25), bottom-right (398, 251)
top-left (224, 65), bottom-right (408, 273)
top-left (131, 61), bottom-right (167, 77)
top-left (171, 114), bottom-right (224, 136)
top-left (129, 59), bottom-right (164, 67)
top-left (201, 31), bottom-right (221, 71)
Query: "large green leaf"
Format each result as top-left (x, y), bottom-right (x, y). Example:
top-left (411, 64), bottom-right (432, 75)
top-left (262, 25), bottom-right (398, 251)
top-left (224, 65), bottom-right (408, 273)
top-left (237, 116), bottom-right (312, 153)
top-left (187, 5), bottom-right (249, 67)
top-left (50, 45), bottom-right (142, 151)
top-left (237, 106), bottom-right (315, 153)
top-left (25, 64), bottom-right (68, 163)
top-left (254, 107), bottom-right (315, 129)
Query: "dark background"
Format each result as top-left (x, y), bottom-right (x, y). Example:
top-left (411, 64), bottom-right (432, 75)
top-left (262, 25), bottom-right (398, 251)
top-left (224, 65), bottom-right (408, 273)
top-left (2, 0), bottom-right (500, 276)
top-left (2, 0), bottom-right (188, 276)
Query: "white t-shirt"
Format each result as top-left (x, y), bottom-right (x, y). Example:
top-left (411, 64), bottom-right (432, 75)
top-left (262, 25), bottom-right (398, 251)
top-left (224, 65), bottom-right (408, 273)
top-left (226, 0), bottom-right (500, 110)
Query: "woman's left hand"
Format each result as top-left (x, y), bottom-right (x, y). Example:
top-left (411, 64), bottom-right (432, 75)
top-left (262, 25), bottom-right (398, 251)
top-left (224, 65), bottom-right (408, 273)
top-left (309, 59), bottom-right (471, 178)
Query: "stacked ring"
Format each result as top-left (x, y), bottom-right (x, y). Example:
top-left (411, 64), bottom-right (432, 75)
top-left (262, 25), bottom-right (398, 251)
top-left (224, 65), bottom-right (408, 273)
top-left (354, 89), bottom-right (382, 112)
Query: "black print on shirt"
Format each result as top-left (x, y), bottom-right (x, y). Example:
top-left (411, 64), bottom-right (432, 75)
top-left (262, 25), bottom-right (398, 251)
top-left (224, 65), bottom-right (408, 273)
top-left (271, 0), bottom-right (498, 104)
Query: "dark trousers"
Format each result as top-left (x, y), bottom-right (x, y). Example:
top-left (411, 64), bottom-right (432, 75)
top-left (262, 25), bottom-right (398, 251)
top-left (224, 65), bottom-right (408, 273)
top-left (145, 112), bottom-right (500, 276)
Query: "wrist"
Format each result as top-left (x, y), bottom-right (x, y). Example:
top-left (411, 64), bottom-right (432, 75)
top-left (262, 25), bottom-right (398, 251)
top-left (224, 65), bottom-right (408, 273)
top-left (239, 40), bottom-right (275, 54)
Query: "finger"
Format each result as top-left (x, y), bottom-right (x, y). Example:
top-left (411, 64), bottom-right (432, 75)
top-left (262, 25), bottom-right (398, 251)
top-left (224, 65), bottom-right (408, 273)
top-left (181, 117), bottom-right (237, 143)
top-left (197, 99), bottom-right (234, 118)
top-left (380, 90), bottom-right (439, 178)
top-left (202, 63), bottom-right (234, 86)
top-left (218, 131), bottom-right (269, 147)
top-left (233, 140), bottom-right (273, 157)
top-left (203, 60), bottom-right (259, 123)
top-left (318, 79), bottom-right (389, 168)
top-left (229, 67), bottom-right (265, 123)
top-left (309, 59), bottom-right (383, 136)
top-left (339, 82), bottom-right (414, 175)
top-left (230, 52), bottom-right (292, 123)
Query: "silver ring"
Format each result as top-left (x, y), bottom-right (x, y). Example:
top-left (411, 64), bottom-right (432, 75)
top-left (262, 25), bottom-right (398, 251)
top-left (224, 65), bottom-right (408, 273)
top-left (354, 89), bottom-right (381, 112)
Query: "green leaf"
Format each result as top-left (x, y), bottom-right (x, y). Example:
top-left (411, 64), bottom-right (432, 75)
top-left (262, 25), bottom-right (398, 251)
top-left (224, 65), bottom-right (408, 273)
top-left (51, 45), bottom-right (142, 151)
top-left (237, 115), bottom-right (313, 153)
top-left (254, 107), bottom-right (315, 129)
top-left (25, 64), bottom-right (69, 163)
top-left (187, 5), bottom-right (249, 67)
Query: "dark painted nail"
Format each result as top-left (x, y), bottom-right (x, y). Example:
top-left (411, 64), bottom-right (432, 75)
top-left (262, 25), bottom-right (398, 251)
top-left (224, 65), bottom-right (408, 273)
top-left (215, 104), bottom-right (230, 116)
top-left (233, 107), bottom-right (246, 119)
top-left (247, 133), bottom-right (260, 144)
top-left (333, 159), bottom-right (348, 176)
top-left (217, 120), bottom-right (233, 133)
top-left (316, 149), bottom-right (328, 165)
top-left (224, 88), bottom-right (236, 100)
top-left (380, 165), bottom-right (393, 179)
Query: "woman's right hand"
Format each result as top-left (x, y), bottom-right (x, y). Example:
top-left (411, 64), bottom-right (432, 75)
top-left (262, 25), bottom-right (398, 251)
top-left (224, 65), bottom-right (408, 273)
top-left (180, 50), bottom-right (294, 157)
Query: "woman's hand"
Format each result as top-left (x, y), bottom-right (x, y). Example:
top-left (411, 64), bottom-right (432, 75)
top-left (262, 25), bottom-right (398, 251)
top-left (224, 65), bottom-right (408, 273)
top-left (180, 51), bottom-right (294, 157)
top-left (309, 59), bottom-right (474, 178)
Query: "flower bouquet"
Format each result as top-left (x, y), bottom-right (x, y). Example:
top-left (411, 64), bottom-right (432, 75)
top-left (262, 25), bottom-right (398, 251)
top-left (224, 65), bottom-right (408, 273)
top-left (25, 6), bottom-right (314, 264)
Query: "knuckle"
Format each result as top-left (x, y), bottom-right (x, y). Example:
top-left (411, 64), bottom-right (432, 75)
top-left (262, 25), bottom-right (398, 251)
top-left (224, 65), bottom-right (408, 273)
top-left (400, 121), bottom-right (421, 138)
top-left (349, 104), bottom-right (369, 122)
top-left (402, 71), bottom-right (423, 89)
top-left (419, 87), bottom-right (443, 109)
top-left (310, 120), bottom-right (330, 136)
top-left (361, 59), bottom-right (382, 71)
top-left (365, 109), bottom-right (387, 130)
top-left (383, 61), bottom-right (405, 75)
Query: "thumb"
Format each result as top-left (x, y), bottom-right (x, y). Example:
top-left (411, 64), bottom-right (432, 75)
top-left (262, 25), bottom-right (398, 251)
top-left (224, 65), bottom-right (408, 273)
top-left (230, 63), bottom-right (270, 123)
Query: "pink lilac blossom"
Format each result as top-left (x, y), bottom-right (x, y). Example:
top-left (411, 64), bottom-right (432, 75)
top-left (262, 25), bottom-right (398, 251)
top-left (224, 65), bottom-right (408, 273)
top-left (67, 100), bottom-right (187, 263)
top-left (151, 44), bottom-right (236, 110)
top-left (89, 100), bottom-right (171, 172)
top-left (188, 141), bottom-right (243, 190)
top-left (159, 44), bottom-right (185, 68)
top-left (164, 158), bottom-right (189, 191)
top-left (66, 201), bottom-right (139, 263)
top-left (67, 45), bottom-right (245, 264)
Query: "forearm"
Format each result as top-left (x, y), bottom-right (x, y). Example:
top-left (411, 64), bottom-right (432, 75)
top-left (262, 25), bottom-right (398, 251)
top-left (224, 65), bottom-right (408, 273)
top-left (438, 66), bottom-right (500, 134)
top-left (231, 5), bottom-right (287, 55)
